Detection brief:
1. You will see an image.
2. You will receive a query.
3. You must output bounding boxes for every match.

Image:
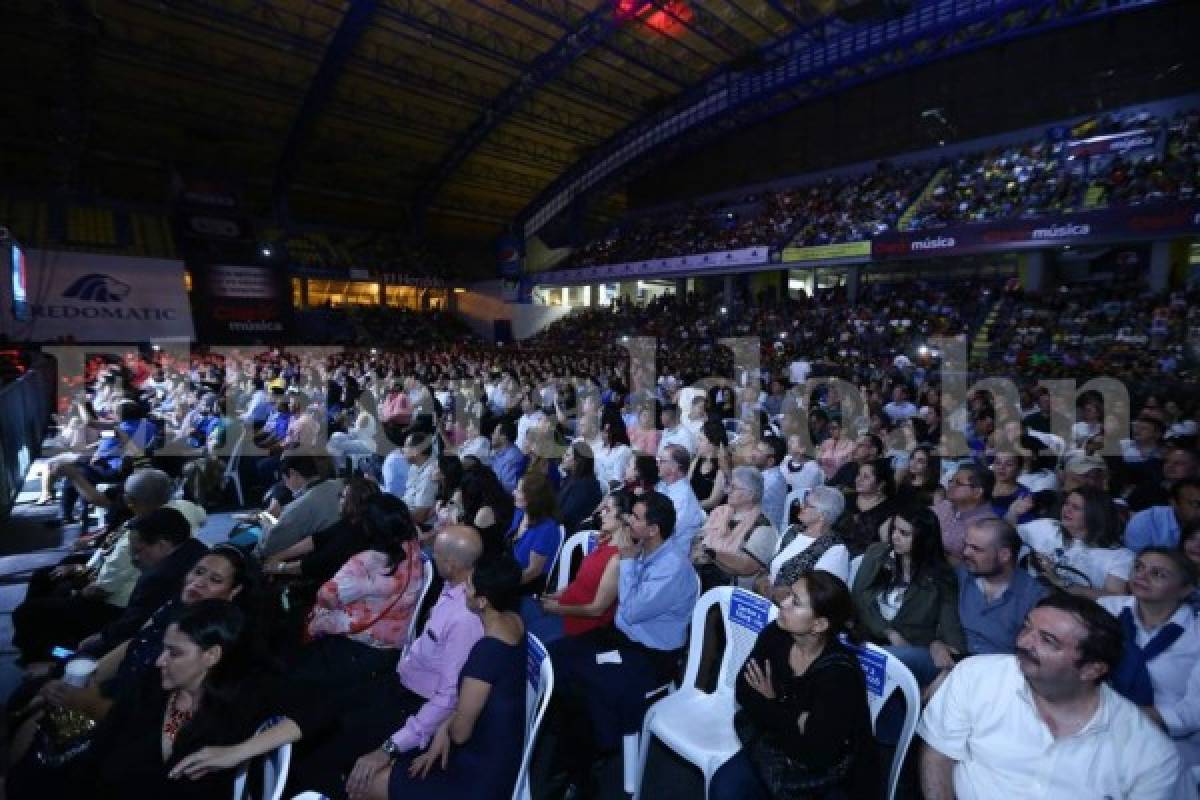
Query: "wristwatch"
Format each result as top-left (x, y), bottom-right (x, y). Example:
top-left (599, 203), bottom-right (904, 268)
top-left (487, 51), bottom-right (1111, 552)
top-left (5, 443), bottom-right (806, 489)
top-left (381, 738), bottom-right (400, 759)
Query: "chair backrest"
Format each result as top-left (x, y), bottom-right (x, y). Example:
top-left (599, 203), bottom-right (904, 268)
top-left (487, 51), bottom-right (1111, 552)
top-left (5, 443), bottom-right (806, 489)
top-left (224, 429), bottom-right (248, 476)
top-left (843, 640), bottom-right (920, 800)
top-left (784, 488), bottom-right (810, 527)
top-left (513, 634), bottom-right (555, 800)
top-left (552, 529), bottom-right (598, 592)
top-left (847, 554), bottom-right (864, 589)
top-left (679, 587), bottom-right (778, 695)
top-left (232, 716), bottom-right (293, 800)
top-left (407, 559), bottom-right (441, 647)
top-left (542, 525), bottom-right (567, 589)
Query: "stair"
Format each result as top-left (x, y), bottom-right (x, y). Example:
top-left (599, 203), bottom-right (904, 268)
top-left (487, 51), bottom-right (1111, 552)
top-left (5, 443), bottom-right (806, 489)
top-left (971, 302), bottom-right (1002, 363)
top-left (898, 167), bottom-right (948, 231)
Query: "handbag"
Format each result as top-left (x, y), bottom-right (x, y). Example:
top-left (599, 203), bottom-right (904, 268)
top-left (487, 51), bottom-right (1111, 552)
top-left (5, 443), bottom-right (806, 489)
top-left (32, 705), bottom-right (96, 767)
top-left (733, 651), bottom-right (858, 800)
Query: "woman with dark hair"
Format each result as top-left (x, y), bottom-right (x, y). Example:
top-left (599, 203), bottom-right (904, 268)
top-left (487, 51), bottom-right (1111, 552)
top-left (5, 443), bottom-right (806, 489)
top-left (689, 420), bottom-right (730, 511)
top-left (594, 409), bottom-right (633, 490)
top-left (507, 473), bottom-right (561, 592)
top-left (359, 555), bottom-right (527, 800)
top-left (9, 599), bottom-right (313, 800)
top-left (7, 546), bottom-right (267, 767)
top-left (293, 494), bottom-right (424, 689)
top-left (894, 445), bottom-right (942, 508)
top-left (265, 476), bottom-right (381, 587)
top-left (836, 458), bottom-right (896, 557)
top-left (712, 571), bottom-right (880, 800)
top-left (459, 466), bottom-right (515, 557)
top-left (428, 455), bottom-right (466, 541)
top-left (532, 490), bottom-right (634, 643)
top-left (1018, 486), bottom-right (1133, 598)
top-left (556, 441), bottom-right (603, 535)
top-left (990, 451), bottom-right (1033, 523)
top-left (623, 453), bottom-right (659, 496)
top-left (851, 505), bottom-right (965, 687)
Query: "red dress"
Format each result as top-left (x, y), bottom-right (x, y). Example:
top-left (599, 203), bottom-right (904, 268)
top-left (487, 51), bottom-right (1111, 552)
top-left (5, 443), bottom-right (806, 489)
top-left (558, 543), bottom-right (619, 636)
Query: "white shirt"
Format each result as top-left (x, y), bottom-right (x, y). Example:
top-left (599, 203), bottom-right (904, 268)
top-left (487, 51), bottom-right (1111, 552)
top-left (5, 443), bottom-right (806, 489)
top-left (884, 400), bottom-right (919, 423)
top-left (919, 654), bottom-right (1194, 800)
top-left (402, 458), bottom-right (438, 513)
top-left (781, 456), bottom-right (824, 495)
top-left (458, 435), bottom-right (491, 465)
top-left (658, 425), bottom-right (697, 457)
top-left (656, 476), bottom-right (707, 561)
top-left (594, 442), bottom-right (633, 489)
top-left (1098, 596), bottom-right (1200, 767)
top-left (515, 410), bottom-right (545, 451)
top-left (788, 359), bottom-right (811, 385)
top-left (1018, 519), bottom-right (1135, 588)
top-left (767, 531), bottom-right (849, 584)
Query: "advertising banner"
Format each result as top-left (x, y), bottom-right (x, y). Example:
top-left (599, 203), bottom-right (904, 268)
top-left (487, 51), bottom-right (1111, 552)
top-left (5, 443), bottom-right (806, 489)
top-left (1066, 129), bottom-right (1160, 160)
top-left (872, 201), bottom-right (1200, 260)
top-left (781, 241), bottom-right (871, 263)
top-left (190, 262), bottom-right (292, 342)
top-left (9, 251), bottom-right (195, 342)
top-left (536, 245), bottom-right (770, 285)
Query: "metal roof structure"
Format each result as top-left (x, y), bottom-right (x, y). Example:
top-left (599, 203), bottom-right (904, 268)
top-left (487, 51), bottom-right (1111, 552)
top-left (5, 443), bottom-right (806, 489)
top-left (0, 0), bottom-right (1167, 246)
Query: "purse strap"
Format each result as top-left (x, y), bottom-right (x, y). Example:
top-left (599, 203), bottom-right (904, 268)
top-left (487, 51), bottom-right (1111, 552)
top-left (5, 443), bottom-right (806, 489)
top-left (345, 550), bottom-right (422, 636)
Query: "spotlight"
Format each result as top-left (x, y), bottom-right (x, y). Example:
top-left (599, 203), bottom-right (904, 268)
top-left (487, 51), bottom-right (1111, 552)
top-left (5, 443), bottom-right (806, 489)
top-left (719, 306), bottom-right (727, 315)
top-left (260, 245), bottom-right (273, 257)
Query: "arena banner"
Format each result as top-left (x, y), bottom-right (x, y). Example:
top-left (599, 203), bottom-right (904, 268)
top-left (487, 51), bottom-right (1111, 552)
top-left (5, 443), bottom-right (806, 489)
top-left (781, 241), bottom-right (871, 263)
top-left (872, 201), bottom-right (1200, 260)
top-left (14, 250), bottom-right (194, 342)
top-left (1065, 129), bottom-right (1159, 160)
top-left (189, 261), bottom-right (293, 343)
top-left (535, 245), bottom-right (769, 285)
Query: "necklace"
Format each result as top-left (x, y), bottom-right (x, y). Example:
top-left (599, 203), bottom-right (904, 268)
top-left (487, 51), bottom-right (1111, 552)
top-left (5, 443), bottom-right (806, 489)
top-left (163, 692), bottom-right (194, 742)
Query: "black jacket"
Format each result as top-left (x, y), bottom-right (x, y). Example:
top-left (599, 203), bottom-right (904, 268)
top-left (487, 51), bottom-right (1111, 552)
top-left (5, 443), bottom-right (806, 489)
top-left (98, 537), bottom-right (208, 652)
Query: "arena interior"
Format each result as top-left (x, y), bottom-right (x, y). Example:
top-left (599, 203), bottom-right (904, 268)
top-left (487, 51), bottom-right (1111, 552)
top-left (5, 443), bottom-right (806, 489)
top-left (1, 0), bottom-right (1199, 798)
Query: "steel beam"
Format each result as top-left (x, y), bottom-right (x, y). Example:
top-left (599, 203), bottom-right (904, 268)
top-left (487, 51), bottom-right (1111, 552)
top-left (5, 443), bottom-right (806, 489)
top-left (272, 0), bottom-right (379, 219)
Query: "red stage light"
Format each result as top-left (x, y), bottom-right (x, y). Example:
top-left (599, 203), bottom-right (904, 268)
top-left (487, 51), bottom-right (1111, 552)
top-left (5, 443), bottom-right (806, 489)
top-left (614, 0), bottom-right (692, 36)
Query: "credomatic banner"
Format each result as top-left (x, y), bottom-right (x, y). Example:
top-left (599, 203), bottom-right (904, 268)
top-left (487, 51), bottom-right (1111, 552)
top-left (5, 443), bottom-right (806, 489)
top-left (14, 250), bottom-right (195, 342)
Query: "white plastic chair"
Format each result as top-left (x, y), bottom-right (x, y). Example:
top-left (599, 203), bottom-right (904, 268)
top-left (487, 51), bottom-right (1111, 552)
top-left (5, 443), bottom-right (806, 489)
top-left (552, 529), bottom-right (598, 592)
top-left (847, 554), bottom-right (864, 589)
top-left (222, 429), bottom-right (247, 507)
top-left (633, 587), bottom-right (778, 799)
top-left (512, 634), bottom-right (555, 800)
top-left (540, 525), bottom-right (566, 590)
top-left (842, 640), bottom-right (921, 800)
top-left (784, 487), bottom-right (809, 527)
top-left (232, 716), bottom-right (292, 800)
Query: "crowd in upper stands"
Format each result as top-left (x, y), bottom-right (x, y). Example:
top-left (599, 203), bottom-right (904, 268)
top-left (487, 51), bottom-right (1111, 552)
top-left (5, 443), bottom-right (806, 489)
top-left (6, 267), bottom-right (1200, 799)
top-left (563, 107), bottom-right (1200, 269)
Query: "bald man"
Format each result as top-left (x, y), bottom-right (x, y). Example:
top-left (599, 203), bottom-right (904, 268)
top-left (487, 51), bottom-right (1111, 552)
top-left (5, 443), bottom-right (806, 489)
top-left (295, 525), bottom-right (486, 798)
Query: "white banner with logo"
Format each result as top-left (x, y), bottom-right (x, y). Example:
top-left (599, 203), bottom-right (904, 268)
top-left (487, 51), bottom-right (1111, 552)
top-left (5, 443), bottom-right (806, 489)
top-left (12, 250), bottom-right (195, 342)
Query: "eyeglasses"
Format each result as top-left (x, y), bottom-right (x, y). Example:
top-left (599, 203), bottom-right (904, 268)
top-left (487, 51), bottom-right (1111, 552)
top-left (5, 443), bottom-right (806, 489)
top-left (950, 479), bottom-right (977, 488)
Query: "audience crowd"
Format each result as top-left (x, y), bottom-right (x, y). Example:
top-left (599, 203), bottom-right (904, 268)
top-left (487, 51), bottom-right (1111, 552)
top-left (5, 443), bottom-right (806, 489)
top-left (4, 267), bottom-right (1200, 800)
top-left (562, 107), bottom-right (1198, 270)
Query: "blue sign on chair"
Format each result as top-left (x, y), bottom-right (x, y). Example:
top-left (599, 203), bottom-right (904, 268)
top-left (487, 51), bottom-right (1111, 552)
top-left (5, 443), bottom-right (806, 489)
top-left (729, 590), bottom-right (771, 633)
top-left (843, 639), bottom-right (888, 697)
top-left (527, 636), bottom-right (547, 689)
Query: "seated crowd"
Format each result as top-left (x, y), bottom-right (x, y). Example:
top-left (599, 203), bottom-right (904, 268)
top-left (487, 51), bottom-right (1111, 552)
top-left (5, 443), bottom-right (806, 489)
top-left (562, 107), bottom-right (1197, 270)
top-left (7, 312), bottom-right (1200, 800)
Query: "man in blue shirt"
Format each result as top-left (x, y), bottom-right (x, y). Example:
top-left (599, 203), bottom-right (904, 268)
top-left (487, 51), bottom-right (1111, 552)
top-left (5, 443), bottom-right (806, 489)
top-left (655, 444), bottom-right (706, 559)
top-left (547, 491), bottom-right (698, 794)
top-left (489, 419), bottom-right (527, 494)
top-left (954, 517), bottom-right (1047, 658)
top-left (1124, 478), bottom-right (1200, 552)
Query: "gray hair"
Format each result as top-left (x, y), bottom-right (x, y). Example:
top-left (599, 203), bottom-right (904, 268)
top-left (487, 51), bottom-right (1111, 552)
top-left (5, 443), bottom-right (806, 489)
top-left (124, 468), bottom-right (174, 510)
top-left (730, 466), bottom-right (764, 504)
top-left (806, 486), bottom-right (845, 526)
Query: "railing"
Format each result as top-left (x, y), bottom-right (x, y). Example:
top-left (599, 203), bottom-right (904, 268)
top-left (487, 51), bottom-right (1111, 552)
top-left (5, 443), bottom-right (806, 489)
top-left (0, 356), bottom-right (54, 520)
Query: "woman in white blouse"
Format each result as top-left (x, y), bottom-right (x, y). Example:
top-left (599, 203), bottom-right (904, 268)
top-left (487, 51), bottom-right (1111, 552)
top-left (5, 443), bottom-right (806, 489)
top-left (593, 411), bottom-right (633, 492)
top-left (1098, 547), bottom-right (1200, 767)
top-left (1018, 486), bottom-right (1133, 598)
